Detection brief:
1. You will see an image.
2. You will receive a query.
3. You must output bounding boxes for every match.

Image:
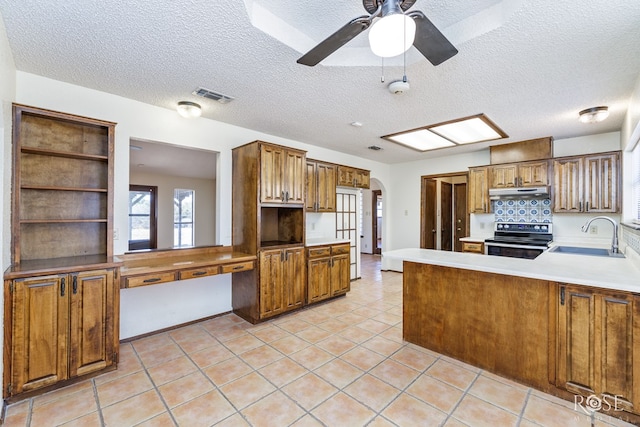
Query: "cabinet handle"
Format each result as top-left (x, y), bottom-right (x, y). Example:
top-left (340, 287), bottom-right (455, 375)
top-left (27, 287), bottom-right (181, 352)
top-left (286, 191), bottom-right (289, 202)
top-left (586, 201), bottom-right (589, 211)
top-left (281, 191), bottom-right (285, 201)
top-left (143, 277), bottom-right (162, 283)
top-left (60, 277), bottom-right (66, 297)
top-left (280, 251), bottom-right (284, 262)
top-left (579, 201), bottom-right (583, 212)
top-left (192, 271), bottom-right (207, 276)
top-left (72, 275), bottom-right (78, 294)
top-left (560, 287), bottom-right (565, 306)
top-left (232, 265), bottom-right (244, 271)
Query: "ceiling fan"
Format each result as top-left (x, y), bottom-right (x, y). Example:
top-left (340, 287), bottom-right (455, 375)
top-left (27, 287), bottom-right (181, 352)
top-left (297, 0), bottom-right (458, 67)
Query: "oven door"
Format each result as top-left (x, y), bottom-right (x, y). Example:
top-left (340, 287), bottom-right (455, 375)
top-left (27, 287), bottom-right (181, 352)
top-left (485, 242), bottom-right (546, 260)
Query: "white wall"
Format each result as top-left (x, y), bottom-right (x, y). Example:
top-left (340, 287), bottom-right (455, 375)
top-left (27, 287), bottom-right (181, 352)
top-left (0, 10), bottom-right (15, 415)
top-left (130, 171), bottom-right (216, 248)
top-left (10, 72), bottom-right (391, 339)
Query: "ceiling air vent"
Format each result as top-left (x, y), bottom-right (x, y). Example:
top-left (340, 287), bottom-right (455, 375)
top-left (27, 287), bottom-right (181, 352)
top-left (368, 145), bottom-right (382, 151)
top-left (192, 87), bottom-right (234, 104)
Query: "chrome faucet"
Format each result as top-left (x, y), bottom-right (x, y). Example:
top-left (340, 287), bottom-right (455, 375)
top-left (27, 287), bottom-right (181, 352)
top-left (581, 216), bottom-right (619, 254)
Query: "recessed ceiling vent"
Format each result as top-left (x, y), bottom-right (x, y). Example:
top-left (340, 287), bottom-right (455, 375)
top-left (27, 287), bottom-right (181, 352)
top-left (368, 145), bottom-right (383, 151)
top-left (192, 87), bottom-right (234, 104)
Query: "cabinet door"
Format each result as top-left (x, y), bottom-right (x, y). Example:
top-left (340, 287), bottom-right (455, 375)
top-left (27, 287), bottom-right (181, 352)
top-left (584, 153), bottom-right (619, 213)
top-left (11, 275), bottom-right (69, 394)
top-left (305, 161), bottom-right (317, 211)
top-left (307, 258), bottom-right (331, 303)
top-left (557, 285), bottom-right (597, 397)
top-left (260, 144), bottom-right (286, 204)
top-left (557, 285), bottom-right (635, 410)
top-left (518, 160), bottom-right (549, 187)
top-left (285, 150), bottom-right (305, 204)
top-left (490, 164), bottom-right (518, 188)
top-left (553, 158), bottom-right (583, 213)
top-left (317, 162), bottom-right (336, 212)
top-left (259, 250), bottom-right (285, 318)
top-left (337, 166), bottom-right (355, 187)
top-left (597, 292), bottom-right (635, 411)
top-left (69, 270), bottom-right (115, 378)
top-left (330, 254), bottom-right (350, 296)
top-left (468, 167), bottom-right (489, 213)
top-left (355, 169), bottom-right (370, 189)
top-left (283, 247), bottom-right (305, 311)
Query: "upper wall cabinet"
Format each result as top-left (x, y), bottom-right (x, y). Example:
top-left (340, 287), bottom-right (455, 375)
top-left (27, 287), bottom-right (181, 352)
top-left (337, 166), bottom-right (370, 189)
top-left (489, 160), bottom-right (549, 188)
top-left (468, 166), bottom-right (490, 213)
top-left (306, 159), bottom-right (336, 213)
top-left (553, 151), bottom-right (620, 213)
top-left (260, 143), bottom-right (305, 205)
top-left (10, 104), bottom-right (116, 266)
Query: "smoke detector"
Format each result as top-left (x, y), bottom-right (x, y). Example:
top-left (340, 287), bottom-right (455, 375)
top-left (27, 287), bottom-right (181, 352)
top-left (388, 80), bottom-right (410, 95)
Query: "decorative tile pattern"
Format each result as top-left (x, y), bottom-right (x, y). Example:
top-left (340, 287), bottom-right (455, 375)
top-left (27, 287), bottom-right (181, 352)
top-left (493, 198), bottom-right (552, 222)
top-left (3, 255), bottom-right (634, 427)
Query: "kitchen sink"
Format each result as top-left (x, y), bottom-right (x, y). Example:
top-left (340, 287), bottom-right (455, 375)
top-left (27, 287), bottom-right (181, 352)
top-left (548, 245), bottom-right (625, 258)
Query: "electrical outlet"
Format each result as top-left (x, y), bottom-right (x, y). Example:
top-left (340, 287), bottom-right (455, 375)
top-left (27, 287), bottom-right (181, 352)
top-left (113, 228), bottom-right (119, 240)
top-left (590, 225), bottom-right (597, 234)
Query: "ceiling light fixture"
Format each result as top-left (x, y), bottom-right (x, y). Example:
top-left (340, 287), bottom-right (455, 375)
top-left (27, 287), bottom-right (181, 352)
top-left (176, 101), bottom-right (202, 118)
top-left (578, 106), bottom-right (609, 124)
top-left (382, 114), bottom-right (508, 152)
top-left (368, 1), bottom-right (416, 57)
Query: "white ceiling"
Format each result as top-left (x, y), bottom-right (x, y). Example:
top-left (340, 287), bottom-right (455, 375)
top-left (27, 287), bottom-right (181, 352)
top-left (129, 139), bottom-right (217, 180)
top-left (1, 0), bottom-right (639, 164)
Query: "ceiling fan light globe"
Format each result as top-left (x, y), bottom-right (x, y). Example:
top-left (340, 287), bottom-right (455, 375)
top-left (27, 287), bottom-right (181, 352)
top-left (368, 14), bottom-right (416, 58)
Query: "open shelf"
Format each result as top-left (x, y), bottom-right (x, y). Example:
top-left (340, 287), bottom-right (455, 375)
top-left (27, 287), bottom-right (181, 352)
top-left (20, 219), bottom-right (108, 224)
top-left (21, 147), bottom-right (108, 161)
top-left (21, 185), bottom-right (108, 192)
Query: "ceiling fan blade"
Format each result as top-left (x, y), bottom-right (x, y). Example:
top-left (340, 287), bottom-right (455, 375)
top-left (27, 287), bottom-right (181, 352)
top-left (408, 11), bottom-right (458, 66)
top-left (297, 16), bottom-right (373, 66)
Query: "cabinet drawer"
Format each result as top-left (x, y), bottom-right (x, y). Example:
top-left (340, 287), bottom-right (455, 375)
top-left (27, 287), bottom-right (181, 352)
top-left (221, 261), bottom-right (254, 274)
top-left (179, 266), bottom-right (220, 280)
top-left (331, 244), bottom-right (350, 255)
top-left (461, 242), bottom-right (484, 254)
top-left (126, 272), bottom-right (176, 288)
top-left (308, 246), bottom-right (331, 258)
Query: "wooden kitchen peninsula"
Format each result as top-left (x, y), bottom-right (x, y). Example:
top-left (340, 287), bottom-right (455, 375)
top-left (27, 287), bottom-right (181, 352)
top-left (117, 246), bottom-right (256, 288)
top-left (397, 248), bottom-right (640, 424)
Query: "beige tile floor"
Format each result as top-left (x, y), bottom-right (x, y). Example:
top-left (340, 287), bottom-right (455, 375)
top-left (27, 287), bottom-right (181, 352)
top-left (2, 255), bottom-right (635, 427)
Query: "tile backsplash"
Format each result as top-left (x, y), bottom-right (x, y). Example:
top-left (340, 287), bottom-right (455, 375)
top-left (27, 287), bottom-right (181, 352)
top-left (493, 199), bottom-right (552, 223)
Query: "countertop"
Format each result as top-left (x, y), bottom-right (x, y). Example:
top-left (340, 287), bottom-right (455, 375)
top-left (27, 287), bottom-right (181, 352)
top-left (382, 246), bottom-right (640, 293)
top-left (459, 236), bottom-right (489, 243)
top-left (306, 237), bottom-right (351, 247)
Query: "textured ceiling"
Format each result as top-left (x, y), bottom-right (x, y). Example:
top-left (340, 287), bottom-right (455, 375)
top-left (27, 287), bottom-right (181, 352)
top-left (1, 0), bottom-right (639, 164)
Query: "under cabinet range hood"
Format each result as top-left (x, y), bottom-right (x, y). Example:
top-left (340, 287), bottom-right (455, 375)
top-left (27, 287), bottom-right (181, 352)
top-left (489, 186), bottom-right (550, 200)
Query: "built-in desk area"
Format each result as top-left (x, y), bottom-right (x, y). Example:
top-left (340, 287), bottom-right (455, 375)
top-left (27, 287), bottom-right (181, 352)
top-left (117, 246), bottom-right (256, 288)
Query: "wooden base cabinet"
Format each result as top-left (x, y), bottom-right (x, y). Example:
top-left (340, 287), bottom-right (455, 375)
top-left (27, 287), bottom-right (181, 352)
top-left (557, 284), bottom-right (639, 412)
top-left (307, 244), bottom-right (350, 304)
top-left (259, 247), bottom-right (305, 319)
top-left (5, 269), bottom-right (117, 397)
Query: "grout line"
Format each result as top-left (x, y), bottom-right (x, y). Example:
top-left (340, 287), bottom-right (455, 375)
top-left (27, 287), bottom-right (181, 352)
top-left (91, 378), bottom-right (106, 427)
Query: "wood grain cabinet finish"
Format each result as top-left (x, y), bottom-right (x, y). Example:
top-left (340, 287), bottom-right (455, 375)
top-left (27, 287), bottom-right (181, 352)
top-left (557, 285), bottom-right (638, 412)
top-left (461, 241), bottom-right (484, 254)
top-left (306, 160), bottom-right (337, 212)
top-left (553, 152), bottom-right (620, 213)
top-left (307, 243), bottom-right (350, 303)
top-left (337, 166), bottom-right (370, 189)
top-left (4, 105), bottom-right (119, 399)
top-left (7, 269), bottom-right (116, 396)
top-left (10, 104), bottom-right (115, 265)
top-left (259, 247), bottom-right (305, 319)
top-left (260, 143), bottom-right (305, 205)
top-left (468, 166), bottom-right (489, 213)
top-left (490, 160), bottom-right (549, 188)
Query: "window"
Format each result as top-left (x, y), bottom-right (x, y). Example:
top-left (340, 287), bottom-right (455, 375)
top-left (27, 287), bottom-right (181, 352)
top-left (128, 185), bottom-right (157, 250)
top-left (174, 189), bottom-right (194, 247)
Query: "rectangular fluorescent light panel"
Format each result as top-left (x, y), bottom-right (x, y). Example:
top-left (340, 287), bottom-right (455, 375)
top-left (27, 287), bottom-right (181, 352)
top-left (430, 117), bottom-right (503, 144)
top-left (387, 129), bottom-right (455, 151)
top-left (381, 114), bottom-right (507, 152)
